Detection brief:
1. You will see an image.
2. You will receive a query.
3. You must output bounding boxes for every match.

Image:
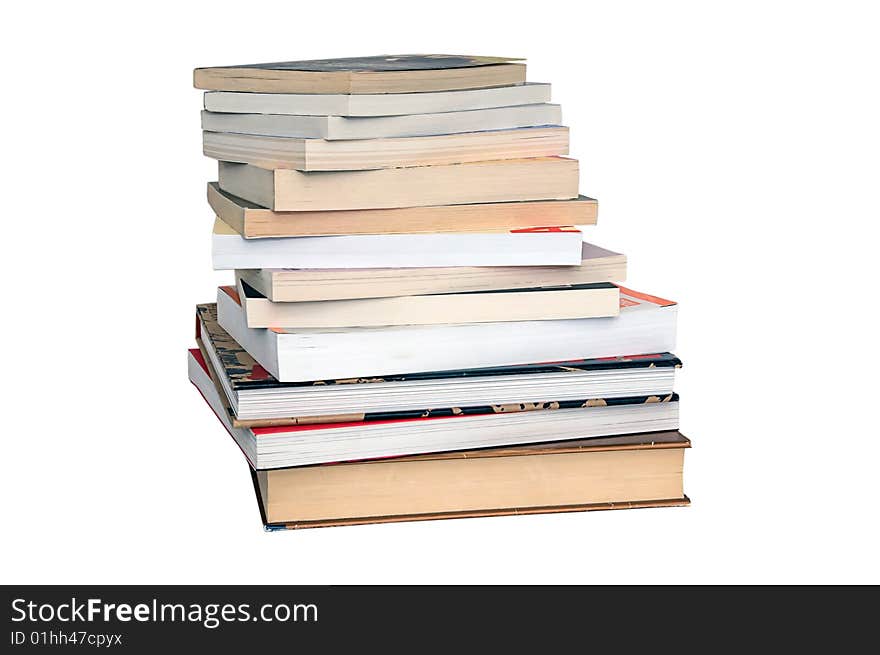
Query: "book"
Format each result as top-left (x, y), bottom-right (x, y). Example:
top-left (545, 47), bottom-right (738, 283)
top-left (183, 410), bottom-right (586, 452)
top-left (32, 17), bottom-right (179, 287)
top-left (237, 242), bottom-right (623, 301)
top-left (252, 433), bottom-right (689, 528)
top-left (189, 348), bottom-right (680, 469)
top-left (203, 82), bottom-right (552, 117)
top-left (196, 301), bottom-right (679, 424)
top-left (201, 104), bottom-right (562, 140)
top-left (215, 284), bottom-right (678, 382)
top-left (217, 157), bottom-right (579, 211)
top-left (234, 279), bottom-right (620, 328)
top-left (203, 126), bottom-right (569, 171)
top-left (208, 183), bottom-right (597, 239)
top-left (211, 218), bottom-right (584, 270)
top-left (193, 55), bottom-right (526, 94)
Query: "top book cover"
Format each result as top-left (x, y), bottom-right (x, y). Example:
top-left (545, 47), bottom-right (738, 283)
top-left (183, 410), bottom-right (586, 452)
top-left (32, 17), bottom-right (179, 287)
top-left (193, 54), bottom-right (526, 94)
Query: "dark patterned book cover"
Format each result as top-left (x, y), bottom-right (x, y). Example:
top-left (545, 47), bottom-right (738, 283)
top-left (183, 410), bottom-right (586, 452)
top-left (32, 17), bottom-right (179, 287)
top-left (191, 346), bottom-right (677, 430)
top-left (250, 393), bottom-right (680, 431)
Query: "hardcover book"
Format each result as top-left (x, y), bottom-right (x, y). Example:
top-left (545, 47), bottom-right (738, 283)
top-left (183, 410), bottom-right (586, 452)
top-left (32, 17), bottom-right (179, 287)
top-left (250, 435), bottom-right (690, 529)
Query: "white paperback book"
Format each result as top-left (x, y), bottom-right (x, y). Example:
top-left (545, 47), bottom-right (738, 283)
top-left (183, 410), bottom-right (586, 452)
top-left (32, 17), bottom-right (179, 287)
top-left (211, 218), bottom-right (584, 270)
top-left (197, 302), bottom-right (678, 421)
top-left (200, 104), bottom-right (562, 140)
top-left (203, 83), bottom-right (553, 116)
top-left (238, 242), bottom-right (626, 302)
top-left (188, 349), bottom-right (680, 469)
top-left (216, 284), bottom-right (678, 383)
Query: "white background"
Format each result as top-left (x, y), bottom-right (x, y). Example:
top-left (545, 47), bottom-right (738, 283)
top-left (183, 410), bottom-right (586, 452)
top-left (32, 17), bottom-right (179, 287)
top-left (3, 1), bottom-right (879, 584)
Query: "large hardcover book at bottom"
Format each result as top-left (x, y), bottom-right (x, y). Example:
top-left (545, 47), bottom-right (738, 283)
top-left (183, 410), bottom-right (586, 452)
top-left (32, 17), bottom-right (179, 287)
top-left (251, 431), bottom-right (690, 530)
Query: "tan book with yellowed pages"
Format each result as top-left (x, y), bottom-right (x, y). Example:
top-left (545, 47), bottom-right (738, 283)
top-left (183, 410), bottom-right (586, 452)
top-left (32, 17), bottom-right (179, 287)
top-left (253, 433), bottom-right (690, 529)
top-left (218, 157), bottom-right (580, 211)
top-left (193, 55), bottom-right (526, 94)
top-left (235, 277), bottom-right (620, 329)
top-left (208, 183), bottom-right (597, 239)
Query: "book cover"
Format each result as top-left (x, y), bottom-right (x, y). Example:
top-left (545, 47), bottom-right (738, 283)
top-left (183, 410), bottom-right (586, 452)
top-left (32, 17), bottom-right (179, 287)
top-left (206, 55), bottom-right (522, 73)
top-left (194, 340), bottom-right (678, 429)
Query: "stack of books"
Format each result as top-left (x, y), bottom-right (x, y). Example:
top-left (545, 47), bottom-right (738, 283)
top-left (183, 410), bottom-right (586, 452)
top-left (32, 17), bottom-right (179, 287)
top-left (189, 55), bottom-right (690, 530)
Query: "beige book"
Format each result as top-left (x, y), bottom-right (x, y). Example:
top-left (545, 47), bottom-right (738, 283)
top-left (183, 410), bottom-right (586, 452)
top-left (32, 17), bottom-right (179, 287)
top-left (238, 242), bottom-right (626, 302)
top-left (203, 126), bottom-right (569, 171)
top-left (236, 277), bottom-right (620, 329)
top-left (254, 432), bottom-right (690, 527)
top-left (218, 157), bottom-right (579, 211)
top-left (193, 55), bottom-right (525, 94)
top-left (208, 183), bottom-right (597, 239)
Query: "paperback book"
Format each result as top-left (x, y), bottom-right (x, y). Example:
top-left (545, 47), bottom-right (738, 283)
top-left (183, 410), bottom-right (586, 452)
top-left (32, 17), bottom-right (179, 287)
top-left (203, 82), bottom-right (552, 116)
top-left (196, 301), bottom-right (680, 423)
top-left (208, 182), bottom-right (598, 239)
top-left (194, 55), bottom-right (526, 94)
